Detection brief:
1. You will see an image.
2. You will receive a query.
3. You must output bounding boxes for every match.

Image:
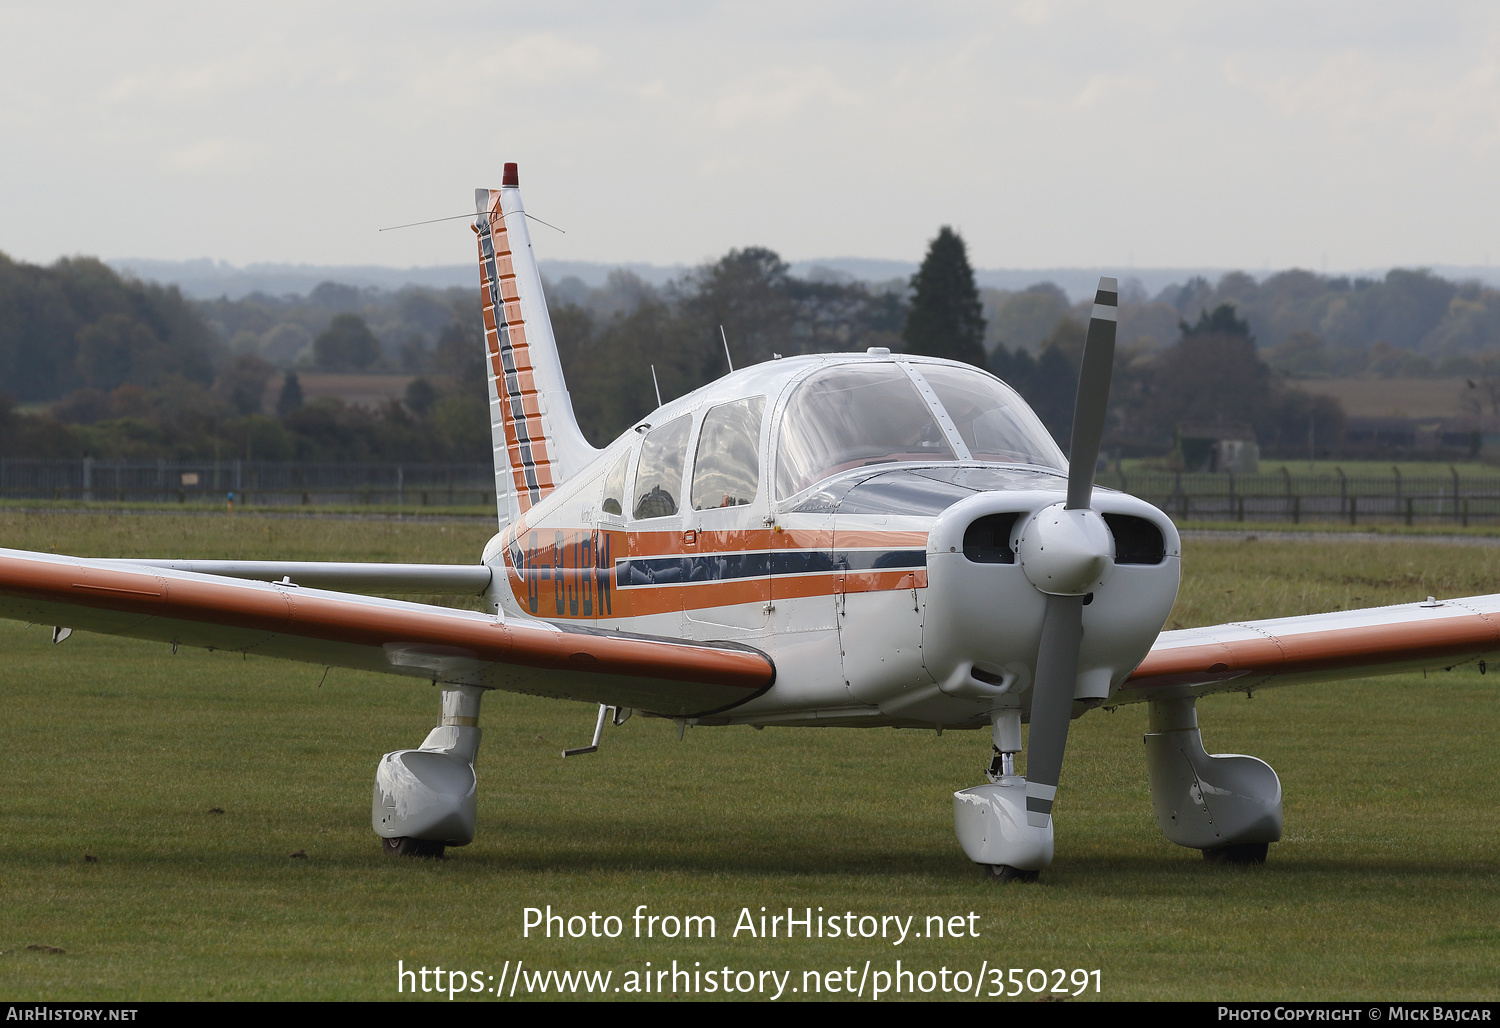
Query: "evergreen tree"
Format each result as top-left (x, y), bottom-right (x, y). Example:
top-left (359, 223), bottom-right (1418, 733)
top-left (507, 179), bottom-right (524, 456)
top-left (902, 226), bottom-right (986, 366)
top-left (276, 371), bottom-right (304, 415)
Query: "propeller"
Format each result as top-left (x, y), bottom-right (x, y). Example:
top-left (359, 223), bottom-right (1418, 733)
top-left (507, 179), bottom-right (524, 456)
top-left (1014, 277), bottom-right (1118, 829)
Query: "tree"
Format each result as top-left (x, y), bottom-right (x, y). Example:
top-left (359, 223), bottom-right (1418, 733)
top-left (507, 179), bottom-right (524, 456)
top-left (213, 354), bottom-right (275, 415)
top-left (903, 227), bottom-right (986, 366)
top-left (276, 371), bottom-right (304, 415)
top-left (1139, 304), bottom-right (1271, 443)
top-left (312, 313), bottom-right (381, 371)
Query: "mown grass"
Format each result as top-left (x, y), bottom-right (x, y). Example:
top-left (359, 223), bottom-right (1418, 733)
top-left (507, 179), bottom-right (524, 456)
top-left (1, 514), bottom-right (1498, 1001)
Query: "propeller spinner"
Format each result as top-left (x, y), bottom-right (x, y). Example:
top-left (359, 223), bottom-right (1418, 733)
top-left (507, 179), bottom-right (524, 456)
top-left (1018, 277), bottom-right (1118, 829)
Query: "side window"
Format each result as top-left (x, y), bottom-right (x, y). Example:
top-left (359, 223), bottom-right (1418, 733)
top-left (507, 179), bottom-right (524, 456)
top-left (632, 415), bottom-right (691, 519)
top-left (692, 396), bottom-right (765, 509)
top-left (601, 451), bottom-right (629, 516)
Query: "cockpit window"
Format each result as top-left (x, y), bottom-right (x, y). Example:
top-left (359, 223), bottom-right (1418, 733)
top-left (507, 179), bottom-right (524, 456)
top-left (775, 364), bottom-right (955, 498)
top-left (633, 415), bottom-right (691, 519)
top-left (692, 396), bottom-right (765, 509)
top-left (916, 364), bottom-right (1066, 470)
top-left (601, 450), bottom-right (629, 516)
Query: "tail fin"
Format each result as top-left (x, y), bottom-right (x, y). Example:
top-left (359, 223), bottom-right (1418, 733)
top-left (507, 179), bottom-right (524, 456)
top-left (473, 163), bottom-right (596, 530)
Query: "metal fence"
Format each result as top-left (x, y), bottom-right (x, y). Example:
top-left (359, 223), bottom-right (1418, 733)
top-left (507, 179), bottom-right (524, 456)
top-left (1100, 469), bottom-right (1500, 525)
top-left (6, 459), bottom-right (1500, 524)
top-left (0, 458), bottom-right (497, 507)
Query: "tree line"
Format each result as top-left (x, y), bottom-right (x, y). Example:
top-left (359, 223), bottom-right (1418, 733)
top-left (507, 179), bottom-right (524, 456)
top-left (4, 240), bottom-right (1498, 464)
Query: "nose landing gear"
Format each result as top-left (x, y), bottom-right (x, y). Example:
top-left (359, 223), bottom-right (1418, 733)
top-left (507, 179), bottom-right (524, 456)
top-left (954, 709), bottom-right (1053, 881)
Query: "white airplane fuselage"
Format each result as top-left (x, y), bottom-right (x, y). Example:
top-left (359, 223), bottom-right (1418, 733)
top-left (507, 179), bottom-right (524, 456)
top-left (480, 349), bottom-right (1182, 731)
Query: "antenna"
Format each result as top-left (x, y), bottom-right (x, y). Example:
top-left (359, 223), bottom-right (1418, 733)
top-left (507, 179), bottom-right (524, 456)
top-left (650, 365), bottom-right (663, 408)
top-left (719, 325), bottom-right (734, 373)
top-left (377, 211), bottom-right (566, 234)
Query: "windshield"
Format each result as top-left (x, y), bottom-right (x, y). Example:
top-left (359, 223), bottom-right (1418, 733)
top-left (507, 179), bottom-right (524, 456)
top-left (775, 364), bottom-right (955, 498)
top-left (775, 362), bottom-right (1064, 498)
top-left (914, 364), bottom-right (1066, 469)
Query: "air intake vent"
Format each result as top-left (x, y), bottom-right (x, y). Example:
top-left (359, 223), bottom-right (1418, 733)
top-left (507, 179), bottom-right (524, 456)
top-left (1103, 514), bottom-right (1165, 565)
top-left (962, 512), bottom-right (1020, 564)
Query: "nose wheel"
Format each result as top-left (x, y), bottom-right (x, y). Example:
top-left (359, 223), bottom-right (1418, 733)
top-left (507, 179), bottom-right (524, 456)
top-left (985, 864), bottom-right (1040, 883)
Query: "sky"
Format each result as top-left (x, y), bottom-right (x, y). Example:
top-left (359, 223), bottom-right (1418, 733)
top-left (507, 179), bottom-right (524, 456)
top-left (3, 2), bottom-right (1499, 275)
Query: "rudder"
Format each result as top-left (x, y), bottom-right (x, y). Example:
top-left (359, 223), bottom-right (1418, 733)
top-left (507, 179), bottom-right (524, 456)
top-left (473, 163), bottom-right (596, 531)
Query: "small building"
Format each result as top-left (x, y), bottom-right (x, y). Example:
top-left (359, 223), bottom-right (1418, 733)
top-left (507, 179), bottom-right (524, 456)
top-left (1178, 422), bottom-right (1259, 473)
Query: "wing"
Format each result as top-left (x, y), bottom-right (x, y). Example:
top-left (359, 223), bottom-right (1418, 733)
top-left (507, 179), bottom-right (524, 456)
top-left (0, 548), bottom-right (773, 718)
top-left (1123, 593), bottom-right (1500, 700)
top-left (119, 559), bottom-right (492, 595)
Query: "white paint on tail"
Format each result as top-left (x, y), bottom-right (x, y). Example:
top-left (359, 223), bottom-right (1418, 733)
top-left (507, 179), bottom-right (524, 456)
top-left (472, 165), bottom-right (596, 531)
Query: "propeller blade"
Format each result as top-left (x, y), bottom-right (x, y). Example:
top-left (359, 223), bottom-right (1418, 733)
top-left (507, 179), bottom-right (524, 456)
top-left (1065, 277), bottom-right (1119, 511)
top-left (1024, 593), bottom-right (1084, 827)
top-left (1023, 277), bottom-right (1119, 831)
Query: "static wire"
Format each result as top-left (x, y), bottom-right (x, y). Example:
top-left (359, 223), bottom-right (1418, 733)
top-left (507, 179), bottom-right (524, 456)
top-left (378, 210), bottom-right (566, 233)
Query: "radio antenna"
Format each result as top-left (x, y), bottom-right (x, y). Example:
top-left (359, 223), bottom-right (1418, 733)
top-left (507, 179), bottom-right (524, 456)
top-left (719, 325), bottom-right (734, 373)
top-left (650, 365), bottom-right (663, 408)
top-left (378, 210), bottom-right (566, 234)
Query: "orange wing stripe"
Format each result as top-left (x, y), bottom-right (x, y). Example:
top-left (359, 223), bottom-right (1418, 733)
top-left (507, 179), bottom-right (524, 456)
top-left (1128, 614), bottom-right (1500, 690)
top-left (0, 554), bottom-right (772, 691)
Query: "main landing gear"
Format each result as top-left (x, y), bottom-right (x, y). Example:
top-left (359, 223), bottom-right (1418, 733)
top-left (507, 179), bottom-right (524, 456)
top-left (383, 836), bottom-right (446, 859)
top-left (1143, 696), bottom-right (1282, 863)
top-left (372, 683), bottom-right (486, 859)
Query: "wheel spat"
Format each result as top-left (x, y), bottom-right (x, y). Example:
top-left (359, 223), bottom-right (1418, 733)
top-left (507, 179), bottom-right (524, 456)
top-left (1023, 277), bottom-right (1118, 829)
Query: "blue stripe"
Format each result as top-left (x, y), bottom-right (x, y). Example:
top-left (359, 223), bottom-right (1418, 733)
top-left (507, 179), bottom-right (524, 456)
top-left (614, 549), bottom-right (926, 588)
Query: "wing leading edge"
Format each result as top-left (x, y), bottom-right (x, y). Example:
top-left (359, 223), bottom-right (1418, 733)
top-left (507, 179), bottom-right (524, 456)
top-left (1126, 594), bottom-right (1500, 699)
top-left (119, 559), bottom-right (492, 595)
top-left (0, 548), bottom-right (773, 718)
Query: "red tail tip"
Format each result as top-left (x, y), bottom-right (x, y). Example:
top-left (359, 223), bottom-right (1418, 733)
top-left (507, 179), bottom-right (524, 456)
top-left (503, 163), bottom-right (519, 187)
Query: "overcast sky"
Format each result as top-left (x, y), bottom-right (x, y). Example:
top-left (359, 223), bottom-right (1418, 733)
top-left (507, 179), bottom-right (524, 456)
top-left (3, 2), bottom-right (1498, 274)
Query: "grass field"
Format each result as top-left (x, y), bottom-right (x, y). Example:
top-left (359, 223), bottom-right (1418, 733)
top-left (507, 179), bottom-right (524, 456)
top-left (2, 513), bottom-right (1499, 1001)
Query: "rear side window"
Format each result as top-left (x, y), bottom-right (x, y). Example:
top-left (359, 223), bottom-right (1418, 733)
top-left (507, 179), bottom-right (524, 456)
top-left (601, 451), bottom-right (629, 516)
top-left (633, 415), bottom-right (691, 519)
top-left (692, 396), bottom-right (765, 509)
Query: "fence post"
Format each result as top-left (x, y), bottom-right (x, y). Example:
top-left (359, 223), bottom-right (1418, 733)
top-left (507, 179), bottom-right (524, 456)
top-left (1452, 465), bottom-right (1461, 523)
top-left (1293, 495), bottom-right (1301, 524)
top-left (1463, 497), bottom-right (1470, 528)
top-left (1350, 495), bottom-right (1357, 526)
top-left (1237, 495), bottom-right (1245, 522)
top-left (1405, 496), bottom-right (1414, 526)
top-left (1393, 465), bottom-right (1402, 505)
top-left (1281, 466), bottom-right (1291, 498)
top-left (1336, 466), bottom-right (1346, 515)
top-left (1180, 493), bottom-right (1189, 520)
top-left (82, 456), bottom-right (92, 502)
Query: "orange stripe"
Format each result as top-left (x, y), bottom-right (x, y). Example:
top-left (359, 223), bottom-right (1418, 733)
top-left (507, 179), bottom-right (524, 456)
top-left (0, 553), bottom-right (772, 690)
top-left (1127, 614), bottom-right (1500, 690)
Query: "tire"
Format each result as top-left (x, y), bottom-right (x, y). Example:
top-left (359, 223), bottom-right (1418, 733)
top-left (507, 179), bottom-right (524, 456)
top-left (1202, 842), bottom-right (1268, 865)
top-left (987, 864), bottom-right (1040, 883)
top-left (382, 836), bottom-right (446, 859)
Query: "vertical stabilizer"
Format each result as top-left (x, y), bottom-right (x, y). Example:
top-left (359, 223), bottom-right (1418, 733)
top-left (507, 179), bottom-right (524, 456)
top-left (473, 164), bottom-right (597, 530)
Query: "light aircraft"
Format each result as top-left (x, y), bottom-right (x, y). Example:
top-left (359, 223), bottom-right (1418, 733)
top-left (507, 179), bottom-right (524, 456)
top-left (5, 163), bottom-right (1500, 879)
